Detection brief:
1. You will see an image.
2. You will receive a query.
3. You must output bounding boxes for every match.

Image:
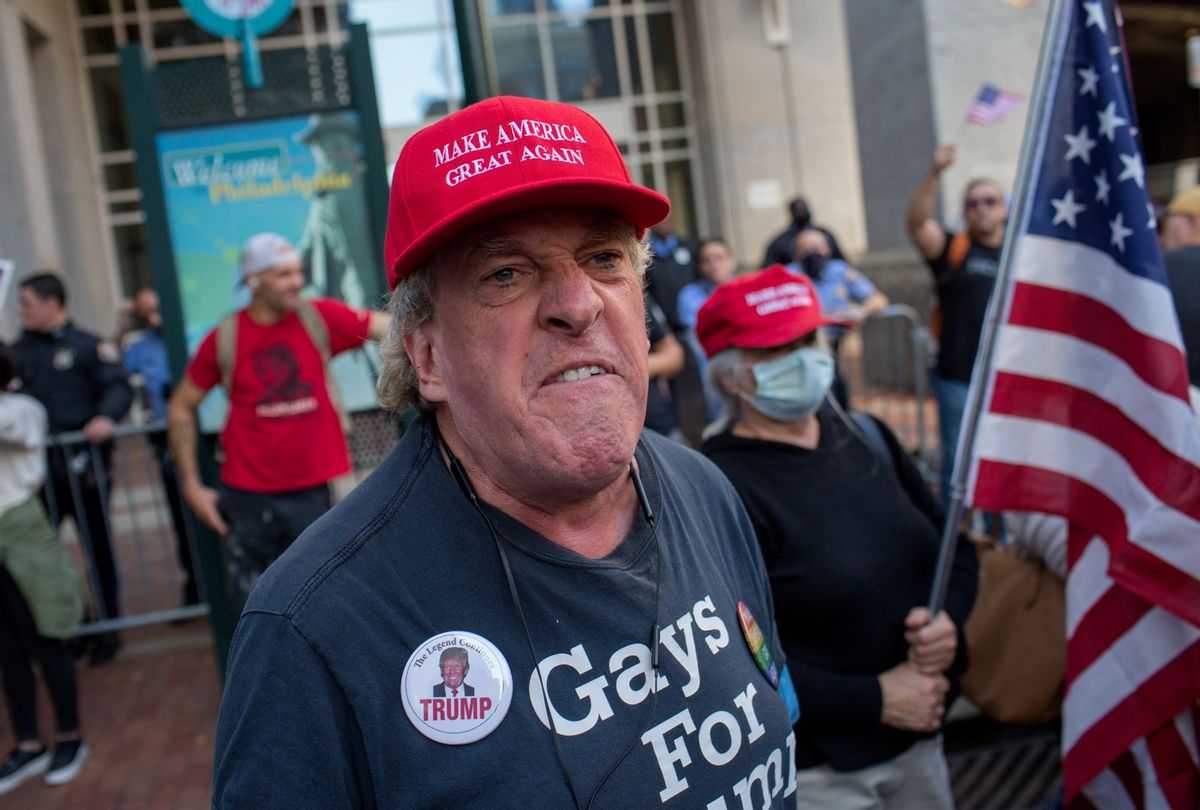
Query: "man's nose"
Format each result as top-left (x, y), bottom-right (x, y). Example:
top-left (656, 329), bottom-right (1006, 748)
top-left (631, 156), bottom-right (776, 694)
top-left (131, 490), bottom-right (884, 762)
top-left (537, 263), bottom-right (603, 335)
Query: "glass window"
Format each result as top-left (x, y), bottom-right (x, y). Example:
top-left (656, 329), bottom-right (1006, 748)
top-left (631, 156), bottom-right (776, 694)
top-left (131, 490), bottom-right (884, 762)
top-left (646, 12), bottom-right (680, 93)
top-left (623, 16), bottom-right (642, 95)
top-left (82, 25), bottom-right (117, 56)
top-left (492, 23), bottom-right (545, 98)
top-left (371, 29), bottom-right (463, 127)
top-left (89, 67), bottom-right (129, 153)
top-left (550, 17), bottom-right (618, 101)
top-left (103, 162), bottom-right (137, 190)
top-left (112, 222), bottom-right (151, 297)
top-left (486, 0), bottom-right (536, 15)
top-left (632, 104), bottom-right (648, 132)
top-left (77, 0), bottom-right (110, 15)
top-left (151, 20), bottom-right (219, 50)
top-left (665, 159), bottom-right (696, 235)
top-left (274, 10), bottom-right (305, 38)
top-left (350, 0), bottom-right (443, 33)
top-left (657, 101), bottom-right (685, 129)
top-left (549, 0), bottom-right (610, 12)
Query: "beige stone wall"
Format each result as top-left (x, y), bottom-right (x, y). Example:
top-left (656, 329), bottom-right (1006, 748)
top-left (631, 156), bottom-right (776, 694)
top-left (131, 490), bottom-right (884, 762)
top-left (689, 0), bottom-right (867, 265)
top-left (0, 0), bottom-right (118, 340)
top-left (922, 0), bottom-right (1049, 218)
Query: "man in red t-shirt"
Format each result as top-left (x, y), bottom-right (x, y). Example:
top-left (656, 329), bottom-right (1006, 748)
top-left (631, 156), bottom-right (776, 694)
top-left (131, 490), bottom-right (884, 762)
top-left (167, 233), bottom-right (389, 613)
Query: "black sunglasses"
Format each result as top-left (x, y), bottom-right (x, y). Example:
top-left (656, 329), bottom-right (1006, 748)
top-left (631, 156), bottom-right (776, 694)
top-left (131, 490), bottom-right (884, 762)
top-left (966, 196), bottom-right (1001, 210)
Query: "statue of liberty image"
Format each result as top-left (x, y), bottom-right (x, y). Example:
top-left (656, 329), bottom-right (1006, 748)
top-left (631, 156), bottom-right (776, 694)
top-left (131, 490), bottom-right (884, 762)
top-left (294, 112), bottom-right (384, 309)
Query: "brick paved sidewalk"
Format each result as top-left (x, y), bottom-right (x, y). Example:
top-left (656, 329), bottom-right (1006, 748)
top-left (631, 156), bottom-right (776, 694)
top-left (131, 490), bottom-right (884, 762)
top-left (1, 622), bottom-right (220, 810)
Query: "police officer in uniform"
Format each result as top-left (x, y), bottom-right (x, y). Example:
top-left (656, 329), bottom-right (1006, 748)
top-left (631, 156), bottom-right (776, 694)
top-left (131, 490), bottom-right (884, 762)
top-left (13, 273), bottom-right (131, 665)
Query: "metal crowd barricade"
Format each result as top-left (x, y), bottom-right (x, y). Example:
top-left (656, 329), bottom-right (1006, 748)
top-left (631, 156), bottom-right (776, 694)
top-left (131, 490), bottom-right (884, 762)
top-left (43, 421), bottom-right (210, 636)
top-left (838, 304), bottom-right (937, 483)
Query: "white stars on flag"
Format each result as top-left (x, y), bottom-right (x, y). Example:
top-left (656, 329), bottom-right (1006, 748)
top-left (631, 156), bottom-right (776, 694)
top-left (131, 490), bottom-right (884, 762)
top-left (1108, 211), bottom-right (1132, 252)
top-left (1077, 67), bottom-right (1099, 97)
top-left (1065, 126), bottom-right (1097, 164)
top-left (1096, 101), bottom-right (1127, 141)
top-left (1117, 152), bottom-right (1145, 189)
top-left (1094, 170), bottom-right (1111, 205)
top-left (1051, 189), bottom-right (1087, 228)
top-left (1083, 1), bottom-right (1106, 33)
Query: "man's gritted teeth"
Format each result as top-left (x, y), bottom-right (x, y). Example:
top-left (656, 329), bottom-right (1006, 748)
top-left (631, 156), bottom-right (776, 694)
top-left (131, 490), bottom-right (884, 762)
top-left (544, 363), bottom-right (615, 385)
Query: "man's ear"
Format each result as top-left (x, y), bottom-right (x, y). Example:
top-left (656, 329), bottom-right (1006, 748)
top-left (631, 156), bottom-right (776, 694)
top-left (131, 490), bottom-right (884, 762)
top-left (404, 323), bottom-right (447, 403)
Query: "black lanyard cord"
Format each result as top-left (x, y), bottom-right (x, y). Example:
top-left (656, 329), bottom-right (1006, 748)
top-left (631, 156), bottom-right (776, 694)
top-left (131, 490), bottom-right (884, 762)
top-left (433, 423), bottom-right (663, 810)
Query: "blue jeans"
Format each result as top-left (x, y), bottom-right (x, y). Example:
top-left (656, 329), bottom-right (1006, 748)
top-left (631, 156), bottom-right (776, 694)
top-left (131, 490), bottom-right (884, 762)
top-left (931, 371), bottom-right (969, 511)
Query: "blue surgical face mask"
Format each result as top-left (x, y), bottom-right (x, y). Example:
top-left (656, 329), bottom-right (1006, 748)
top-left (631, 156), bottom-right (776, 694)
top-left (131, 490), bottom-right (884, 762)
top-left (742, 346), bottom-right (834, 422)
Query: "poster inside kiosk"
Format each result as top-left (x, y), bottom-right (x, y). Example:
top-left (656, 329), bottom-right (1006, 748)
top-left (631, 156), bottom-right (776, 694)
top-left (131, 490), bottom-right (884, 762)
top-left (157, 111), bottom-right (386, 432)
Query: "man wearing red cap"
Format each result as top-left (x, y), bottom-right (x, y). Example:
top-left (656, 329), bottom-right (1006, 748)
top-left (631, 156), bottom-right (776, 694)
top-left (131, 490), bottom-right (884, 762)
top-left (214, 97), bottom-right (797, 808)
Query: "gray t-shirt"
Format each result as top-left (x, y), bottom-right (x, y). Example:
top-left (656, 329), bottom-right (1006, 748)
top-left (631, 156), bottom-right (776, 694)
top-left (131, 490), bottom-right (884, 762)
top-left (214, 416), bottom-right (796, 808)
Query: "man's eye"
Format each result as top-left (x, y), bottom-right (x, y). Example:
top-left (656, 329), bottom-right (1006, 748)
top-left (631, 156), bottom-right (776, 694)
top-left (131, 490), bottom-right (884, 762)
top-left (485, 267), bottom-right (518, 285)
top-left (592, 251), bottom-right (623, 268)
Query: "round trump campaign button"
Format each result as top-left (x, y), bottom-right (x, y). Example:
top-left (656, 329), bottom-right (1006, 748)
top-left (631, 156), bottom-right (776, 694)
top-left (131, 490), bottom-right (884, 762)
top-left (401, 631), bottom-right (513, 745)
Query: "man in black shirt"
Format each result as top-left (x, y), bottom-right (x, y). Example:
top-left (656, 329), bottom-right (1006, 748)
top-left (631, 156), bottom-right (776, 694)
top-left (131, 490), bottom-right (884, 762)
top-left (12, 273), bottom-right (131, 665)
top-left (906, 144), bottom-right (1007, 504)
top-left (1162, 187), bottom-right (1200, 388)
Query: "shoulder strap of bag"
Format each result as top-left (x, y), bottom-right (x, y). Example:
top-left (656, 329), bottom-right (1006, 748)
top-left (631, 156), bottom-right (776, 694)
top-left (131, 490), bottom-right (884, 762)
top-left (946, 231), bottom-right (972, 274)
top-left (216, 312), bottom-right (239, 395)
top-left (295, 300), bottom-right (352, 436)
top-left (850, 411), bottom-right (894, 477)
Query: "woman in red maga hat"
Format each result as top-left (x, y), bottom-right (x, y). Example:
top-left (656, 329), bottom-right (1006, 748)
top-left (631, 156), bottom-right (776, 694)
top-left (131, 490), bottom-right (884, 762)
top-left (696, 266), bottom-right (977, 809)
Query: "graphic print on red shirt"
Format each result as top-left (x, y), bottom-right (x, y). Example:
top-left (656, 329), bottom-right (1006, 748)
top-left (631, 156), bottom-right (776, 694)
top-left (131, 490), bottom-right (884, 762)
top-left (186, 299), bottom-right (370, 493)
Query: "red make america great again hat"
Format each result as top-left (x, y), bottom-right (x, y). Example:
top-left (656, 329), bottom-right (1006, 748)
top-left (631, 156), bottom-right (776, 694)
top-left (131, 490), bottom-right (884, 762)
top-left (696, 266), bottom-right (846, 358)
top-left (384, 95), bottom-right (671, 287)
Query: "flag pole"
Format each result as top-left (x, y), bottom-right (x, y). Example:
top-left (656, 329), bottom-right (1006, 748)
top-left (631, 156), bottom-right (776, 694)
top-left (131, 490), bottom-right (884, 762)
top-left (926, 0), bottom-right (1074, 616)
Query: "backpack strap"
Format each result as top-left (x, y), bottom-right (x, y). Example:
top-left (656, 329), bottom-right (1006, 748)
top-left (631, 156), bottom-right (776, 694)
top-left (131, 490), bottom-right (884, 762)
top-left (216, 312), bottom-right (239, 395)
top-left (295, 300), bottom-right (353, 436)
top-left (946, 231), bottom-right (972, 273)
top-left (929, 232), bottom-right (972, 340)
top-left (850, 411), bottom-right (894, 477)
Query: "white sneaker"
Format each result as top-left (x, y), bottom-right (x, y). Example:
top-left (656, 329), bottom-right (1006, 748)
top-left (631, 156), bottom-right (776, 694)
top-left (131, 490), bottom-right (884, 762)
top-left (0, 746), bottom-right (50, 794)
top-left (44, 741), bottom-right (88, 787)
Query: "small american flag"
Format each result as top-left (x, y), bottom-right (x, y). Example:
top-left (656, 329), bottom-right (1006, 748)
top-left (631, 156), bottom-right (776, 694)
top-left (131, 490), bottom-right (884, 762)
top-left (963, 1), bottom-right (1200, 807)
top-left (966, 84), bottom-right (1025, 125)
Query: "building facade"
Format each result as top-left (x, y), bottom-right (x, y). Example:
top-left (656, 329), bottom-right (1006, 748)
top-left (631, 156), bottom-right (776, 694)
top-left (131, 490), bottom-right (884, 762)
top-left (1, 0), bottom-right (1196, 338)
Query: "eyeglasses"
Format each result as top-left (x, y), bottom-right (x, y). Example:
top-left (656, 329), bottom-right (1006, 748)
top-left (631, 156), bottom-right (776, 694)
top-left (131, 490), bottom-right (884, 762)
top-left (966, 196), bottom-right (1001, 211)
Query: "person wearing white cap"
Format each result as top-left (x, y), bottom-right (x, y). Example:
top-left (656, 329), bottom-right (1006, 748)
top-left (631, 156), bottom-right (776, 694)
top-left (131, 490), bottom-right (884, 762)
top-left (166, 232), bottom-right (388, 615)
top-left (213, 96), bottom-right (798, 809)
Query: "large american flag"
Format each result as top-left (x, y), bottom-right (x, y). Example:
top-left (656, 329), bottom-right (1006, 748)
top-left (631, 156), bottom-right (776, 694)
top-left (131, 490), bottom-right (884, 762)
top-left (963, 1), bottom-right (1200, 806)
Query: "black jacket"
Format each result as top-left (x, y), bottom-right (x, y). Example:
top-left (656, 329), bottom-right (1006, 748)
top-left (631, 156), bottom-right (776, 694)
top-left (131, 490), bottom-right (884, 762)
top-left (13, 321), bottom-right (132, 433)
top-left (703, 411), bottom-right (977, 772)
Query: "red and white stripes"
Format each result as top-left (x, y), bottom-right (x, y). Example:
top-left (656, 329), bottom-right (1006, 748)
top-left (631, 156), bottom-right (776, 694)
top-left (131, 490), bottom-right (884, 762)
top-left (968, 234), bottom-right (1200, 806)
